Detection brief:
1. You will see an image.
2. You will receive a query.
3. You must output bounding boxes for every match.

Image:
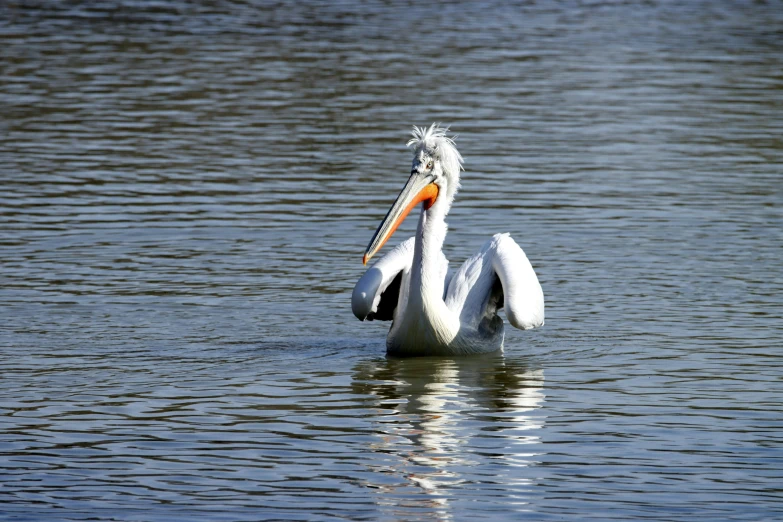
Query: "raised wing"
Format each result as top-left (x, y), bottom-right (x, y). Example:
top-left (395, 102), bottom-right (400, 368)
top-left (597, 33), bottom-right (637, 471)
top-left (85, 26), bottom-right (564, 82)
top-left (352, 237), bottom-right (414, 321)
top-left (445, 233), bottom-right (544, 330)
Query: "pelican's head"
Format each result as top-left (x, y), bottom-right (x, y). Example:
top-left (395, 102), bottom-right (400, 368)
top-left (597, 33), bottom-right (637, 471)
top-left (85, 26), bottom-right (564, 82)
top-left (407, 123), bottom-right (464, 207)
top-left (363, 123), bottom-right (464, 264)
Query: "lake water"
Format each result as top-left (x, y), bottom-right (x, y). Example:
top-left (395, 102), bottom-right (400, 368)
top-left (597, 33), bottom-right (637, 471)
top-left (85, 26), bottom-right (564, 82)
top-left (1, 1), bottom-right (782, 520)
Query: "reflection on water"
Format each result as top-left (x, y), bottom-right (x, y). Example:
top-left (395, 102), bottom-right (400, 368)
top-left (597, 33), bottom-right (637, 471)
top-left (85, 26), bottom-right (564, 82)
top-left (353, 355), bottom-right (545, 517)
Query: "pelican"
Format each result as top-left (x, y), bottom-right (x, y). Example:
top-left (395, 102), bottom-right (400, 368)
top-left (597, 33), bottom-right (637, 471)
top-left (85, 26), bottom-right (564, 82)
top-left (352, 124), bottom-right (544, 356)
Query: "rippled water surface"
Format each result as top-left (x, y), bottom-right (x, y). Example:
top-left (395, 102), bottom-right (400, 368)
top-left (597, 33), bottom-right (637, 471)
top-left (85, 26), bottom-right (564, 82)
top-left (2, 1), bottom-right (782, 520)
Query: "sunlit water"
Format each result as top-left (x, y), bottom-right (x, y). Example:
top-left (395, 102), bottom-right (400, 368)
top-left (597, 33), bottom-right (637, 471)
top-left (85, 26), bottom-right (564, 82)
top-left (1, 1), bottom-right (782, 520)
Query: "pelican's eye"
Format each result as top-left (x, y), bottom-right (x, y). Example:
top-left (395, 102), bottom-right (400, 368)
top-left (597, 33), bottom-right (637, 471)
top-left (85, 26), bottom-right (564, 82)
top-left (426, 160), bottom-right (433, 170)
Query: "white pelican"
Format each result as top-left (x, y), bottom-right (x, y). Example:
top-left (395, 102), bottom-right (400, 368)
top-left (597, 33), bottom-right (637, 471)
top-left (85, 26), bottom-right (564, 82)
top-left (352, 124), bottom-right (544, 356)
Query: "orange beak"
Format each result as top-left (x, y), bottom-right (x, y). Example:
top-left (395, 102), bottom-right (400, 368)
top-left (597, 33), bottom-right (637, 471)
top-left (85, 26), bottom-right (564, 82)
top-left (363, 175), bottom-right (439, 265)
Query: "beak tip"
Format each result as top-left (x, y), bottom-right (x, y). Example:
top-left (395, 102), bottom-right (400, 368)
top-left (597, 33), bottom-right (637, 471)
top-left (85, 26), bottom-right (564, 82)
top-left (362, 253), bottom-right (369, 266)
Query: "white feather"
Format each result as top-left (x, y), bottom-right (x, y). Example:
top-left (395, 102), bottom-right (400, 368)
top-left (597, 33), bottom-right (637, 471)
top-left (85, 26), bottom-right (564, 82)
top-left (492, 234), bottom-right (545, 330)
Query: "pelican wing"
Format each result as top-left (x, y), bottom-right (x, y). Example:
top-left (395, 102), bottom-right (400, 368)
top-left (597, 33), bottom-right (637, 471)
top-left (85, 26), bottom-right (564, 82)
top-left (352, 237), bottom-right (414, 321)
top-left (445, 233), bottom-right (544, 330)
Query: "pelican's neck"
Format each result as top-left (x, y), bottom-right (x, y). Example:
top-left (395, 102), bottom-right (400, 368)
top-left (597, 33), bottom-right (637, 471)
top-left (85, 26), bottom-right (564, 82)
top-left (410, 198), bottom-right (449, 307)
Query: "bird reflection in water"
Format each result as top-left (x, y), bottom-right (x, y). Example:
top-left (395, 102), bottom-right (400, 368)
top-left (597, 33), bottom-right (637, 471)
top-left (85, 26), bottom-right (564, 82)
top-left (352, 353), bottom-right (545, 518)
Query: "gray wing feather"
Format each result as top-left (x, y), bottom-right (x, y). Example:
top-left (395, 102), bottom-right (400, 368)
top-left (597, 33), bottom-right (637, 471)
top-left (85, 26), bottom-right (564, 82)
top-left (351, 237), bottom-right (415, 321)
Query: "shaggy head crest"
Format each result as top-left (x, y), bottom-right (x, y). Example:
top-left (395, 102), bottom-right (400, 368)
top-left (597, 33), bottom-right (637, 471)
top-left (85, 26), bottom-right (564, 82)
top-left (406, 123), bottom-right (464, 174)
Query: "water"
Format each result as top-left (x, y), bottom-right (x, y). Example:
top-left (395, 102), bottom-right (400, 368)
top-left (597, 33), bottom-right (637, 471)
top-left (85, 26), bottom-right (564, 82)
top-left (1, 1), bottom-right (782, 520)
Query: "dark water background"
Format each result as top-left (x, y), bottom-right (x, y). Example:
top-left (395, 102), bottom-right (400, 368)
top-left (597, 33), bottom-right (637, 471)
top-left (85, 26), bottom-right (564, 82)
top-left (2, 1), bottom-right (782, 520)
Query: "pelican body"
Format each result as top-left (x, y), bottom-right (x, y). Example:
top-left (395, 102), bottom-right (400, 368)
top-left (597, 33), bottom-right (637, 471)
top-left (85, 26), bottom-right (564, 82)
top-left (352, 124), bottom-right (544, 356)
